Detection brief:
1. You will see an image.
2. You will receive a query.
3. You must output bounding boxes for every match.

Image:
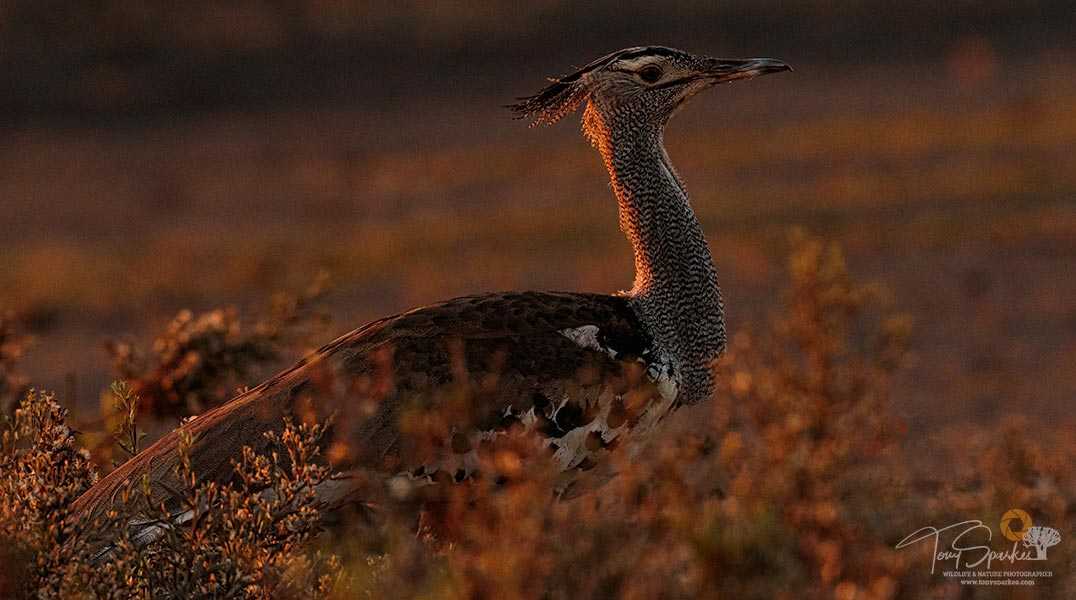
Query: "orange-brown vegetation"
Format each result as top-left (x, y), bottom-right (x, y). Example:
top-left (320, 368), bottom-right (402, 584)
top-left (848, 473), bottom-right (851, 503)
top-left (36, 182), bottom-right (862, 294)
top-left (2, 233), bottom-right (1071, 598)
top-left (1, 387), bottom-right (337, 598)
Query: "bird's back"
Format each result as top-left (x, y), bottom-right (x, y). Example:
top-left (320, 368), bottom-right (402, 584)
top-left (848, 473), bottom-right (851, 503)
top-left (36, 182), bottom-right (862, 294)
top-left (71, 290), bottom-right (673, 533)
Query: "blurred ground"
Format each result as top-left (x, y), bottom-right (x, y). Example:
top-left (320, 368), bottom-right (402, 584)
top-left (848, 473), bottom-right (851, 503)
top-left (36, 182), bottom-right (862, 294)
top-left (1, 3), bottom-right (1075, 454)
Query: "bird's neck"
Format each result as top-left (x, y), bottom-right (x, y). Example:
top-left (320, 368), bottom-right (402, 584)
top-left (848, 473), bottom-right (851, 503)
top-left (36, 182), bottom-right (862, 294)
top-left (583, 103), bottom-right (726, 374)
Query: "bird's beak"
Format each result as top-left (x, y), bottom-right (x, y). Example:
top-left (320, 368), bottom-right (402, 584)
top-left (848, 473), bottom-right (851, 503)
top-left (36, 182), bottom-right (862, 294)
top-left (701, 57), bottom-right (792, 84)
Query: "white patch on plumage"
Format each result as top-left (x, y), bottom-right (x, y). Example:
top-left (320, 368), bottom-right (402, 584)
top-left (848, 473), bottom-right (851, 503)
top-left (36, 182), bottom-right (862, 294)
top-left (543, 384), bottom-right (633, 470)
top-left (550, 406), bottom-right (627, 470)
top-left (519, 406), bottom-right (538, 427)
top-left (559, 325), bottom-right (618, 359)
top-left (646, 354), bottom-right (679, 403)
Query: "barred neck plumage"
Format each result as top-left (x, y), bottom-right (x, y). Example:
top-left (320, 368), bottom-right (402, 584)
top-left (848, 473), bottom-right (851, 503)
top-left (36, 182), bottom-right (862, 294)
top-left (583, 102), bottom-right (726, 391)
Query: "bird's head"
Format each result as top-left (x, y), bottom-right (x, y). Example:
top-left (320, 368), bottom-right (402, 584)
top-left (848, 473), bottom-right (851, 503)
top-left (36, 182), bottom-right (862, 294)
top-left (509, 46), bottom-right (790, 136)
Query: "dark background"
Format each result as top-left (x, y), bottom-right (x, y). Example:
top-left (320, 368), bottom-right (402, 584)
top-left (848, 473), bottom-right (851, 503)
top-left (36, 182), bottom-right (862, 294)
top-left (3, 2), bottom-right (1074, 121)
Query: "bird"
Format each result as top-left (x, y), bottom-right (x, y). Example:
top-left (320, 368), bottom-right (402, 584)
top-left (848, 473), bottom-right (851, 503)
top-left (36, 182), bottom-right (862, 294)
top-left (70, 46), bottom-right (790, 546)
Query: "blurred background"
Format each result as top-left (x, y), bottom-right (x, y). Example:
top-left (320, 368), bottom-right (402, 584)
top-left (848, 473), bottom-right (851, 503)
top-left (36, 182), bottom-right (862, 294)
top-left (1, 1), bottom-right (1074, 442)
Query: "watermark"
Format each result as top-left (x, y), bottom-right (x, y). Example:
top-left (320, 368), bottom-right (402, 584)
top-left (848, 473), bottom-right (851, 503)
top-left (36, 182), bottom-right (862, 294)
top-left (895, 508), bottom-right (1060, 586)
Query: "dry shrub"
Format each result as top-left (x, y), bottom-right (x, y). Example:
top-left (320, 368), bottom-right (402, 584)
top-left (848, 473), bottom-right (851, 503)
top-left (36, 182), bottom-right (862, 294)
top-left (0, 390), bottom-right (98, 597)
top-left (0, 388), bottom-right (339, 599)
top-left (105, 273), bottom-right (331, 419)
top-left (703, 229), bottom-right (915, 598)
top-left (85, 419), bottom-right (339, 599)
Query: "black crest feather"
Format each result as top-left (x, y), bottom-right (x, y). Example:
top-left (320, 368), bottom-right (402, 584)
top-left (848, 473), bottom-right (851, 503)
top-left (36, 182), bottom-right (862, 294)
top-left (506, 47), bottom-right (637, 126)
top-left (506, 78), bottom-right (588, 127)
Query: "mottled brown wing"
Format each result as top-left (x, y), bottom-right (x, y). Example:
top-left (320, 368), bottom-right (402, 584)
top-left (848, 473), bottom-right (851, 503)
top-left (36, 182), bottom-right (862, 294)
top-left (71, 291), bottom-right (655, 529)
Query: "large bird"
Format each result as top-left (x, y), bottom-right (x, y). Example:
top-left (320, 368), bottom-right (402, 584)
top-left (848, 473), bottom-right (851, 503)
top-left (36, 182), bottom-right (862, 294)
top-left (71, 46), bottom-right (790, 544)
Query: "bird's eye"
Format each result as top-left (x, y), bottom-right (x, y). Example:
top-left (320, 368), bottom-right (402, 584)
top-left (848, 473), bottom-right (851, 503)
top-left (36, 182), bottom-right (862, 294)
top-left (638, 66), bottom-right (662, 83)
